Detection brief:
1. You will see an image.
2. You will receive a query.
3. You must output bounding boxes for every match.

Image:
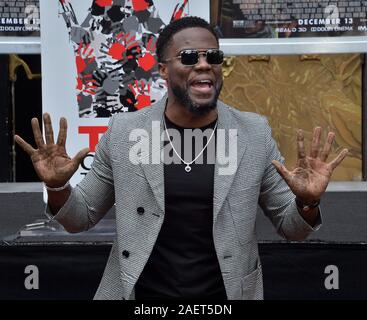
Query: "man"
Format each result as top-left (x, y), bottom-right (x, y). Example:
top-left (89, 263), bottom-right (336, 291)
top-left (15, 16), bottom-right (348, 300)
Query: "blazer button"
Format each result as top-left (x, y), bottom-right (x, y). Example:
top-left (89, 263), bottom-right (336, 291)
top-left (122, 250), bottom-right (130, 258)
top-left (137, 207), bottom-right (145, 215)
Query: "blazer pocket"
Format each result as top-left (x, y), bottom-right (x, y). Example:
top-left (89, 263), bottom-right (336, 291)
top-left (228, 185), bottom-right (260, 245)
top-left (241, 261), bottom-right (263, 300)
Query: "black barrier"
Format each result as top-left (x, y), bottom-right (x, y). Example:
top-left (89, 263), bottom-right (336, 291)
top-left (0, 243), bottom-right (366, 300)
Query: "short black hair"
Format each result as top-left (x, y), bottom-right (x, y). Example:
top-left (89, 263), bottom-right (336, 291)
top-left (156, 16), bottom-right (219, 63)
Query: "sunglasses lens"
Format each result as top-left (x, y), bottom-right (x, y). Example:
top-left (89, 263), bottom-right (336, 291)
top-left (179, 50), bottom-right (224, 65)
top-left (207, 50), bottom-right (224, 65)
top-left (181, 50), bottom-right (199, 65)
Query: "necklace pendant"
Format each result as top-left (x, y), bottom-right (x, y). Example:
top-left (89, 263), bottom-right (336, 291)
top-left (185, 165), bottom-right (192, 173)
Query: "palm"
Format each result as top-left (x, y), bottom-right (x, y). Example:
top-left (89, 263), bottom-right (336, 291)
top-left (15, 114), bottom-right (89, 187)
top-left (32, 145), bottom-right (73, 185)
top-left (273, 127), bottom-right (348, 203)
top-left (286, 157), bottom-right (332, 201)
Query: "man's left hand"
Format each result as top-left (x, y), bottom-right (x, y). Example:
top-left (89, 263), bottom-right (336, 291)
top-left (272, 127), bottom-right (349, 204)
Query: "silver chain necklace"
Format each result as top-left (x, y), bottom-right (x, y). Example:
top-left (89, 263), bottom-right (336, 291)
top-left (163, 117), bottom-right (218, 173)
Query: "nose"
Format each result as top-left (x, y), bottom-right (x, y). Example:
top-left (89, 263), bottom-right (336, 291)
top-left (194, 53), bottom-right (212, 70)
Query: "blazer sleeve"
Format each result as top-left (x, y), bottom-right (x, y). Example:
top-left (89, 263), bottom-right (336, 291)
top-left (258, 117), bottom-right (322, 241)
top-left (46, 116), bottom-right (116, 233)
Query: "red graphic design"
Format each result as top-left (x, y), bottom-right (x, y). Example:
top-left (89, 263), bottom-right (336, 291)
top-left (96, 0), bottom-right (113, 7)
top-left (77, 73), bottom-right (98, 95)
top-left (59, 0), bottom-right (189, 117)
top-left (76, 43), bottom-right (95, 73)
top-left (108, 32), bottom-right (140, 60)
top-left (132, 0), bottom-right (151, 12)
top-left (129, 80), bottom-right (151, 110)
top-left (172, 0), bottom-right (188, 21)
top-left (138, 37), bottom-right (157, 72)
top-left (79, 126), bottom-right (109, 152)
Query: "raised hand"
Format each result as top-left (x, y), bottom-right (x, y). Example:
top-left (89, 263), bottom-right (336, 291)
top-left (272, 127), bottom-right (349, 204)
top-left (14, 113), bottom-right (89, 188)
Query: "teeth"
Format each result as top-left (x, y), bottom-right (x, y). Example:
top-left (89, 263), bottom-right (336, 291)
top-left (197, 80), bottom-right (211, 84)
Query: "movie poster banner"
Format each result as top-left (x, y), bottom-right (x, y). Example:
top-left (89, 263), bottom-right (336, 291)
top-left (0, 0), bottom-right (40, 36)
top-left (211, 0), bottom-right (367, 38)
top-left (40, 0), bottom-right (209, 197)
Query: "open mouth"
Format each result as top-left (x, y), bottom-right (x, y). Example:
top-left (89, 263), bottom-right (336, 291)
top-left (190, 79), bottom-right (214, 94)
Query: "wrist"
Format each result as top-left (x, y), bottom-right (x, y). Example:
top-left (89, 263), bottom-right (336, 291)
top-left (45, 181), bottom-right (70, 192)
top-left (295, 197), bottom-right (320, 212)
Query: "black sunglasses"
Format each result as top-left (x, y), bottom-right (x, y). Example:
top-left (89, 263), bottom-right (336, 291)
top-left (163, 49), bottom-right (224, 66)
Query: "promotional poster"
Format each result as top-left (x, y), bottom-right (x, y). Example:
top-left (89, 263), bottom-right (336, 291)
top-left (40, 0), bottom-right (209, 193)
top-left (0, 0), bottom-right (40, 36)
top-left (212, 0), bottom-right (367, 38)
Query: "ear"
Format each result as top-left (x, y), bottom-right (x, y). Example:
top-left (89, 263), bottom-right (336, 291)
top-left (158, 62), bottom-right (168, 81)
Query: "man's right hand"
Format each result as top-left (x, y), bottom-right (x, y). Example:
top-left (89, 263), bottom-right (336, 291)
top-left (14, 113), bottom-right (89, 188)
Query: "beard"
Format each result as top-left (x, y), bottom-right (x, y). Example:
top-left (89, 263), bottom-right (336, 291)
top-left (171, 82), bottom-right (222, 116)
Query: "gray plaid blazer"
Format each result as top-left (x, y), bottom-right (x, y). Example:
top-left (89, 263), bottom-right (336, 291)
top-left (53, 95), bottom-right (320, 300)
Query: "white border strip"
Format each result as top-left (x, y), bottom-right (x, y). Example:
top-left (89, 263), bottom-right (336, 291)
top-left (1, 36), bottom-right (367, 55)
top-left (0, 37), bottom-right (41, 54)
top-left (0, 183), bottom-right (42, 193)
top-left (220, 36), bottom-right (367, 55)
top-left (0, 182), bottom-right (366, 193)
top-left (326, 182), bottom-right (367, 192)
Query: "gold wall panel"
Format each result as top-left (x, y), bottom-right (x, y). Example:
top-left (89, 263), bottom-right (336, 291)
top-left (220, 54), bottom-right (362, 181)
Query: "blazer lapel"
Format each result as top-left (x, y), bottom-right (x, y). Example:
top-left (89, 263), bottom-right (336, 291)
top-left (139, 96), bottom-right (166, 214)
top-left (213, 101), bottom-right (248, 223)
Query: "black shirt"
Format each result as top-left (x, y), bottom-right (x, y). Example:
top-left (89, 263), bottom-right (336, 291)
top-left (135, 115), bottom-right (227, 300)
